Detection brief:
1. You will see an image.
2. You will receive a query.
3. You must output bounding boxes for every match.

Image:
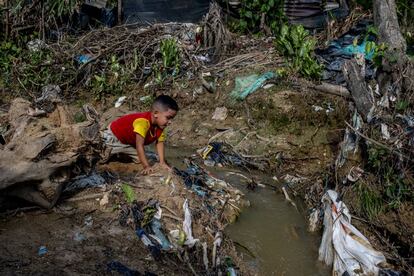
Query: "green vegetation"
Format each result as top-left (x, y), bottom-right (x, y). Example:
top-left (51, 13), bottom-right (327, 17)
top-left (46, 0), bottom-right (80, 18)
top-left (160, 38), bottom-right (180, 73)
top-left (366, 146), bottom-right (413, 211)
top-left (237, 0), bottom-right (286, 34)
top-left (90, 55), bottom-right (130, 100)
top-left (275, 25), bottom-right (323, 79)
top-left (355, 181), bottom-right (383, 219)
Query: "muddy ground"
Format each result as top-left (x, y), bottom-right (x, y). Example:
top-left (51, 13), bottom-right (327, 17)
top-left (1, 62), bottom-right (413, 274)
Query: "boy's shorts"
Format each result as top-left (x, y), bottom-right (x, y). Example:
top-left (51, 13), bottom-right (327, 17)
top-left (102, 125), bottom-right (139, 163)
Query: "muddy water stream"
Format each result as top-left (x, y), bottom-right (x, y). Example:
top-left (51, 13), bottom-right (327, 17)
top-left (222, 172), bottom-right (329, 276)
top-left (168, 148), bottom-right (329, 276)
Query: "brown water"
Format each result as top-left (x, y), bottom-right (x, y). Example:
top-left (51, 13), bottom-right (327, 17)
top-left (167, 148), bottom-right (330, 276)
top-left (217, 171), bottom-right (329, 276)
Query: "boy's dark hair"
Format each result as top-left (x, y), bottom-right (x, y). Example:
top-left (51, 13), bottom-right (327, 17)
top-left (152, 95), bottom-right (179, 112)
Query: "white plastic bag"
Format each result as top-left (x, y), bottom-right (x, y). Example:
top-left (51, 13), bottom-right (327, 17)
top-left (183, 199), bottom-right (199, 247)
top-left (319, 190), bottom-right (386, 275)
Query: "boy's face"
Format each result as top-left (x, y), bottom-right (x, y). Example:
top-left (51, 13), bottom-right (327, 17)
top-left (154, 108), bottom-right (177, 129)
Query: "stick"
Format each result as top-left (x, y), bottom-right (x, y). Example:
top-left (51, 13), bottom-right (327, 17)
top-left (184, 251), bottom-right (199, 276)
top-left (313, 82), bottom-right (351, 98)
top-left (64, 193), bottom-right (105, 202)
top-left (160, 205), bottom-right (179, 217)
top-left (281, 186), bottom-right (298, 210)
top-left (117, 0), bottom-right (122, 24)
top-left (5, 0), bottom-right (9, 39)
top-left (344, 121), bottom-right (412, 160)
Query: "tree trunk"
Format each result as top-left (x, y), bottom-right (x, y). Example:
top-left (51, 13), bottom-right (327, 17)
top-left (373, 0), bottom-right (414, 97)
top-left (0, 98), bottom-right (102, 208)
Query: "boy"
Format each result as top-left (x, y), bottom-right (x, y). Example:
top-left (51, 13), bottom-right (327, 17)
top-left (103, 95), bottom-right (178, 175)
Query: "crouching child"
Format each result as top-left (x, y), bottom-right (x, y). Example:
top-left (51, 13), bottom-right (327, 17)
top-left (103, 95), bottom-right (178, 175)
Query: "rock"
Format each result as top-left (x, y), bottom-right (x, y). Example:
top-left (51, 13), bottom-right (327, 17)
top-left (100, 192), bottom-right (109, 207)
top-left (211, 107), bottom-right (228, 121)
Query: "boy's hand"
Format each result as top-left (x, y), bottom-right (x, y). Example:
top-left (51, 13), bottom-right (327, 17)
top-left (141, 165), bottom-right (154, 175)
top-left (159, 161), bottom-right (171, 171)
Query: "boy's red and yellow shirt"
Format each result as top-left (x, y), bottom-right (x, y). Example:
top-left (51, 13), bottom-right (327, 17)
top-left (110, 111), bottom-right (166, 146)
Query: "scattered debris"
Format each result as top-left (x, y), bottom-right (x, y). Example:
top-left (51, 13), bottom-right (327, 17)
top-left (212, 107), bottom-right (228, 121)
top-left (38, 246), bottom-right (47, 256)
top-left (114, 96), bottom-right (127, 108)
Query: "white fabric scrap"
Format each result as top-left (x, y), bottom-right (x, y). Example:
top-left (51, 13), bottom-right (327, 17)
top-left (318, 190), bottom-right (386, 275)
top-left (183, 199), bottom-right (199, 247)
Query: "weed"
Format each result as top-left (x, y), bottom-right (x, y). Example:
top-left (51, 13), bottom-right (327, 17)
top-left (367, 146), bottom-right (389, 171)
top-left (395, 100), bottom-right (410, 111)
top-left (355, 181), bottom-right (383, 219)
top-left (160, 38), bottom-right (180, 73)
top-left (275, 25), bottom-right (323, 79)
top-left (90, 55), bottom-right (130, 100)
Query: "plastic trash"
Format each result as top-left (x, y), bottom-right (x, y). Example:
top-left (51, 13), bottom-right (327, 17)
top-left (335, 111), bottom-right (363, 168)
top-left (202, 242), bottom-right (209, 270)
top-left (27, 39), bottom-right (46, 52)
top-left (343, 40), bottom-right (374, 60)
top-left (64, 172), bottom-right (106, 193)
top-left (135, 228), bottom-right (161, 260)
top-left (107, 261), bottom-right (157, 276)
top-left (381, 123), bottom-right (390, 140)
top-left (115, 96), bottom-right (127, 108)
top-left (182, 199), bottom-right (199, 247)
top-left (35, 85), bottom-right (62, 104)
top-left (150, 219), bottom-right (172, 250)
top-left (75, 54), bottom-right (92, 64)
top-left (38, 246), bottom-right (47, 256)
top-left (230, 72), bottom-right (276, 101)
top-left (84, 215), bottom-right (93, 227)
top-left (74, 231), bottom-right (86, 242)
top-left (318, 190), bottom-right (386, 275)
top-left (308, 208), bottom-right (320, 232)
top-left (212, 232), bottom-right (222, 268)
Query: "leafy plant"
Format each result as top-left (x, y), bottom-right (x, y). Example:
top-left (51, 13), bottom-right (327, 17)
top-left (90, 55), bottom-right (129, 99)
top-left (238, 0), bottom-right (286, 34)
top-left (0, 41), bottom-right (22, 79)
top-left (364, 41), bottom-right (387, 67)
top-left (160, 38), bottom-right (180, 73)
top-left (275, 25), bottom-right (323, 79)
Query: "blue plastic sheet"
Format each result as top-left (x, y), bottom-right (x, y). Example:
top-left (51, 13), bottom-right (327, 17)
top-left (230, 72), bottom-right (277, 101)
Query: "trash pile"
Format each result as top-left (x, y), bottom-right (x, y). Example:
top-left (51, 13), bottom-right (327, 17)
top-left (197, 141), bottom-right (269, 170)
top-left (316, 20), bottom-right (376, 84)
top-left (109, 162), bottom-right (249, 275)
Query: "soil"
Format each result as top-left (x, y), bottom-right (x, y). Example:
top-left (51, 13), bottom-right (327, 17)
top-left (1, 51), bottom-right (413, 275)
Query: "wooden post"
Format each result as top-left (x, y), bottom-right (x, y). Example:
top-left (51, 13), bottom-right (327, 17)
top-left (117, 0), bottom-right (122, 24)
top-left (5, 0), bottom-right (9, 39)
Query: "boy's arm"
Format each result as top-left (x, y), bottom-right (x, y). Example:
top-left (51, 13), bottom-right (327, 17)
top-left (135, 134), bottom-right (152, 174)
top-left (156, 141), bottom-right (170, 170)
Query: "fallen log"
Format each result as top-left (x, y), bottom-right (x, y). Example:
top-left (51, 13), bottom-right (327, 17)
top-left (0, 98), bottom-right (101, 208)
